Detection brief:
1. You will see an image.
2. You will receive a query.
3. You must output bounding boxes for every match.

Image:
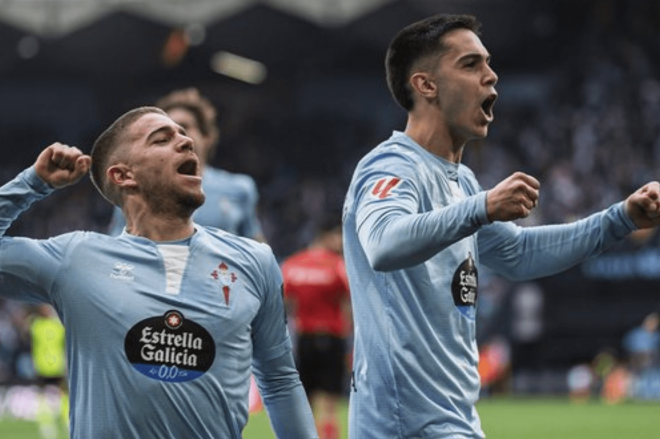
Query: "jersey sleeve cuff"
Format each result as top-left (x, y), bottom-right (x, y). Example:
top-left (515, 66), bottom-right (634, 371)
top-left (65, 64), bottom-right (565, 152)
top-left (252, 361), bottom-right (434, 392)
top-left (475, 190), bottom-right (490, 226)
top-left (22, 166), bottom-right (57, 195)
top-left (613, 201), bottom-right (638, 236)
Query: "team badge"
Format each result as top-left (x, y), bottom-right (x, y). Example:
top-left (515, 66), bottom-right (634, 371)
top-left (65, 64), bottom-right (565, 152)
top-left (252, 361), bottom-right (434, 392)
top-left (451, 252), bottom-right (478, 319)
top-left (124, 310), bottom-right (215, 382)
top-left (211, 262), bottom-right (237, 306)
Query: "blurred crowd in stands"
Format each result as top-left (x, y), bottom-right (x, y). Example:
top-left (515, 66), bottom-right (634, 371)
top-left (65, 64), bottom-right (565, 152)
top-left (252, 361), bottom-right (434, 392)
top-left (1, 0), bottom-right (660, 398)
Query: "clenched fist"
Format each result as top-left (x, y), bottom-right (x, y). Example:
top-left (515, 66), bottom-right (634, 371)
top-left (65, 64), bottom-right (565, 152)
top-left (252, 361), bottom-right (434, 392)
top-left (34, 142), bottom-right (91, 189)
top-left (625, 181), bottom-right (660, 229)
top-left (486, 172), bottom-right (540, 222)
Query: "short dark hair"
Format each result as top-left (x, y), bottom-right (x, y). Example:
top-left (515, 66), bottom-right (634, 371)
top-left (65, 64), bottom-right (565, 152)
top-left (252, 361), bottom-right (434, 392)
top-left (90, 106), bottom-right (167, 205)
top-left (385, 14), bottom-right (482, 111)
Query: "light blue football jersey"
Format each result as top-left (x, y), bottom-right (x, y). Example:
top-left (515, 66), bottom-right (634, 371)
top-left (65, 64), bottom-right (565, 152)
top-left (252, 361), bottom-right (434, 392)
top-left (0, 167), bottom-right (316, 439)
top-left (342, 131), bottom-right (636, 438)
top-left (108, 165), bottom-right (262, 239)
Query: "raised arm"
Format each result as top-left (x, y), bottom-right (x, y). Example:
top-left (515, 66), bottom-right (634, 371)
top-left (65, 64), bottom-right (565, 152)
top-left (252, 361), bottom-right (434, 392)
top-left (478, 180), bottom-right (660, 281)
top-left (356, 168), bottom-right (539, 272)
top-left (0, 143), bottom-right (88, 303)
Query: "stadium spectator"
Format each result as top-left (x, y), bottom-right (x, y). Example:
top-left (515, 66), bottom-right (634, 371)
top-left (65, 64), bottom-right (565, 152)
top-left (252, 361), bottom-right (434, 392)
top-left (282, 216), bottom-right (351, 439)
top-left (108, 88), bottom-right (265, 242)
top-left (0, 300), bottom-right (24, 381)
top-left (29, 304), bottom-right (68, 438)
top-left (0, 107), bottom-right (317, 438)
top-left (342, 13), bottom-right (660, 439)
top-left (622, 311), bottom-right (660, 372)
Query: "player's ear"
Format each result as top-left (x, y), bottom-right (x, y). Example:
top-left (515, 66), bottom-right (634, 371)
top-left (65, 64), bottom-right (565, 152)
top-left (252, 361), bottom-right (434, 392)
top-left (107, 164), bottom-right (136, 189)
top-left (410, 72), bottom-right (438, 100)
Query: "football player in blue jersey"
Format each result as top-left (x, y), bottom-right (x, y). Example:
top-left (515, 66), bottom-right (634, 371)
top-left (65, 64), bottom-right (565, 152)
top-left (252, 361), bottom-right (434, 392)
top-left (342, 13), bottom-right (660, 439)
top-left (0, 106), bottom-right (317, 438)
top-left (107, 88), bottom-right (265, 242)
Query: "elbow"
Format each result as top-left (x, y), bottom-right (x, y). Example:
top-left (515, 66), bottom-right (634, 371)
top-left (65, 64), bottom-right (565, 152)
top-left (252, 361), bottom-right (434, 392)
top-left (366, 248), bottom-right (400, 272)
top-left (370, 258), bottom-right (392, 272)
top-left (364, 236), bottom-right (435, 272)
top-left (493, 261), bottom-right (538, 282)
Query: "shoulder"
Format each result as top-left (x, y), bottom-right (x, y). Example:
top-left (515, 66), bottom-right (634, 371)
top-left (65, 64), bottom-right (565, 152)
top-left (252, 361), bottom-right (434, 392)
top-left (203, 166), bottom-right (257, 192)
top-left (457, 163), bottom-right (482, 192)
top-left (198, 226), bottom-right (275, 264)
top-left (51, 230), bottom-right (112, 246)
top-left (357, 133), bottom-right (422, 172)
top-left (458, 163), bottom-right (478, 180)
top-left (349, 133), bottom-right (423, 195)
top-left (35, 230), bottom-right (128, 261)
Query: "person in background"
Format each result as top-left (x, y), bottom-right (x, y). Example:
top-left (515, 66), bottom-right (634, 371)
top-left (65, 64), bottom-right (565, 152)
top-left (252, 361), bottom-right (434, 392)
top-left (108, 88), bottom-right (265, 241)
top-left (30, 304), bottom-right (68, 439)
top-left (623, 311), bottom-right (660, 373)
top-left (281, 217), bottom-right (351, 439)
top-left (342, 13), bottom-right (660, 439)
top-left (0, 106), bottom-right (317, 438)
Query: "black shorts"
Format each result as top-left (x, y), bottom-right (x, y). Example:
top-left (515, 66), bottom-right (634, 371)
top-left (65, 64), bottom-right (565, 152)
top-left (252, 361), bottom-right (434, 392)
top-left (295, 334), bottom-right (346, 396)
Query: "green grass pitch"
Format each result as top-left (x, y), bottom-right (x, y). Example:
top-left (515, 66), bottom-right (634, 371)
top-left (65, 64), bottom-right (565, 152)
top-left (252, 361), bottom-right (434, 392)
top-left (1, 397), bottom-right (658, 438)
top-left (247, 397), bottom-right (660, 439)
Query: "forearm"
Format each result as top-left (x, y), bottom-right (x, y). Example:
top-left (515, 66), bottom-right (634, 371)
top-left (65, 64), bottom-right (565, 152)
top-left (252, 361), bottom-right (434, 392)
top-left (481, 202), bottom-right (636, 280)
top-left (253, 353), bottom-right (318, 439)
top-left (358, 191), bottom-right (489, 271)
top-left (0, 167), bottom-right (59, 302)
top-left (0, 167), bottom-right (54, 237)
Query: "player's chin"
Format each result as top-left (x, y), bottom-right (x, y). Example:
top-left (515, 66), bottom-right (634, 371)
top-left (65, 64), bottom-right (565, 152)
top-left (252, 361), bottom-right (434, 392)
top-left (190, 192), bottom-right (206, 209)
top-left (178, 190), bottom-right (205, 211)
top-left (472, 126), bottom-right (490, 139)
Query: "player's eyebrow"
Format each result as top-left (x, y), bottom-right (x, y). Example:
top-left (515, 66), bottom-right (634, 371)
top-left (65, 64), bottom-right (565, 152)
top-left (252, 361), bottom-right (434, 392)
top-left (458, 52), bottom-right (491, 64)
top-left (145, 124), bottom-right (185, 142)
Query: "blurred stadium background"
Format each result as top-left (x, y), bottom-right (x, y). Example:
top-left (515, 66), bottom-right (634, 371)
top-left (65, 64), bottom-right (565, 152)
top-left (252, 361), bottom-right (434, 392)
top-left (1, 0), bottom-right (660, 437)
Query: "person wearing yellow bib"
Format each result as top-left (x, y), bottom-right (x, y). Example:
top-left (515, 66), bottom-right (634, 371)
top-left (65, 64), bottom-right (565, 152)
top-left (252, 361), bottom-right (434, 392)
top-left (30, 304), bottom-right (68, 439)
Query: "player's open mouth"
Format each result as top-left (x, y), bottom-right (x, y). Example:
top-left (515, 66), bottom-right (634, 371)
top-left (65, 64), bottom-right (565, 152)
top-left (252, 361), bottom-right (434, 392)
top-left (481, 93), bottom-right (497, 119)
top-left (177, 159), bottom-right (199, 176)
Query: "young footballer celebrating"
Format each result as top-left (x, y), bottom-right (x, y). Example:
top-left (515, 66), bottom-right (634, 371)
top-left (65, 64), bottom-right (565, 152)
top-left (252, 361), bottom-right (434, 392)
top-left (0, 107), bottom-right (317, 439)
top-left (342, 14), bottom-right (660, 439)
top-left (107, 88), bottom-right (265, 242)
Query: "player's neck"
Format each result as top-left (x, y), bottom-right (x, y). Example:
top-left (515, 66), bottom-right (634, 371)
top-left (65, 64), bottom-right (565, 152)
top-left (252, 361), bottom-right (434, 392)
top-left (123, 204), bottom-right (196, 242)
top-left (126, 218), bottom-right (196, 242)
top-left (405, 112), bottom-right (464, 163)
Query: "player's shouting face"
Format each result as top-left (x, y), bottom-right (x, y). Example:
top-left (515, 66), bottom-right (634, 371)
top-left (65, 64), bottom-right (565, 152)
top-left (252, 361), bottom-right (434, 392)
top-left (426, 28), bottom-right (498, 146)
top-left (117, 112), bottom-right (205, 218)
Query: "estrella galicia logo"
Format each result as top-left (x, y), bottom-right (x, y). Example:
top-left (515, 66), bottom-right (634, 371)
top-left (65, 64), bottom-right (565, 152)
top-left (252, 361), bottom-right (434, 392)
top-left (124, 310), bottom-right (215, 382)
top-left (451, 253), bottom-right (478, 319)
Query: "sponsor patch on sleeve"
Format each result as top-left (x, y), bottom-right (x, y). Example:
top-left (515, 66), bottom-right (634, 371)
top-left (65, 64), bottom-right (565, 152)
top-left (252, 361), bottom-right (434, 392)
top-left (370, 177), bottom-right (401, 199)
